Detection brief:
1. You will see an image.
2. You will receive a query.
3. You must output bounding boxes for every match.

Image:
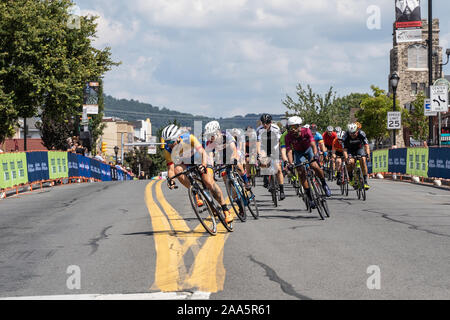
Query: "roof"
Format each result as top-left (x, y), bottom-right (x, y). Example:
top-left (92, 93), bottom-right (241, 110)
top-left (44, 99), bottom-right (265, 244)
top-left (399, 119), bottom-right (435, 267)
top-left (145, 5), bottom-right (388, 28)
top-left (3, 139), bottom-right (48, 152)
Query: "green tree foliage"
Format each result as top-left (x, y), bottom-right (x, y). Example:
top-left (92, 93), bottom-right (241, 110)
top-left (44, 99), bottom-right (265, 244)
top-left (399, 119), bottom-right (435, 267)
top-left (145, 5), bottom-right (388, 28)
top-left (282, 84), bottom-right (364, 132)
top-left (124, 147), bottom-right (153, 177)
top-left (0, 0), bottom-right (119, 149)
top-left (403, 92), bottom-right (428, 142)
top-left (356, 86), bottom-right (396, 147)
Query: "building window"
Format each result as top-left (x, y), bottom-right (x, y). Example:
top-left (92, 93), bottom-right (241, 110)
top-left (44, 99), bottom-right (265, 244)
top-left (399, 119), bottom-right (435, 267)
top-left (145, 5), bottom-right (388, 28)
top-left (419, 82), bottom-right (426, 95)
top-left (408, 44), bottom-right (427, 69)
top-left (411, 82), bottom-right (418, 95)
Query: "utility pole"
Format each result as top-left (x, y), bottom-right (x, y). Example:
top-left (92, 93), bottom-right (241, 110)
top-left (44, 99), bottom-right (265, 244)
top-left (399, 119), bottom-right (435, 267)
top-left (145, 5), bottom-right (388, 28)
top-left (428, 0), bottom-right (434, 146)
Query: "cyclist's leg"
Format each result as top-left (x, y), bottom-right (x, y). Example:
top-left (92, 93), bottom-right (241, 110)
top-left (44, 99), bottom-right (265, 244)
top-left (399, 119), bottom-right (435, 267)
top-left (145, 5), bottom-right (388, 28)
top-left (202, 166), bottom-right (233, 222)
top-left (357, 148), bottom-right (370, 187)
top-left (174, 164), bottom-right (190, 188)
top-left (308, 148), bottom-right (331, 196)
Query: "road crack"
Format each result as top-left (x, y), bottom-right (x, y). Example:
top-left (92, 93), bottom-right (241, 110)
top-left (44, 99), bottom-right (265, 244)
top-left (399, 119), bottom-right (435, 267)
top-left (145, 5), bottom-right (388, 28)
top-left (363, 209), bottom-right (450, 239)
top-left (88, 226), bottom-right (113, 255)
top-left (249, 255), bottom-right (312, 300)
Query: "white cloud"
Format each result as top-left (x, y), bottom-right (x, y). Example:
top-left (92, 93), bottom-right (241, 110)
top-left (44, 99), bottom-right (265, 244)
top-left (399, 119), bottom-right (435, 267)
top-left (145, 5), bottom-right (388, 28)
top-left (81, 9), bottom-right (140, 47)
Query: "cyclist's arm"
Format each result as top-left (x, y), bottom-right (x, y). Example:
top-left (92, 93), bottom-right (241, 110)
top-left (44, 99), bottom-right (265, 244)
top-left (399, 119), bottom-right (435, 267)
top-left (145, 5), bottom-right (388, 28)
top-left (167, 162), bottom-right (175, 179)
top-left (287, 149), bottom-right (294, 164)
top-left (311, 140), bottom-right (318, 155)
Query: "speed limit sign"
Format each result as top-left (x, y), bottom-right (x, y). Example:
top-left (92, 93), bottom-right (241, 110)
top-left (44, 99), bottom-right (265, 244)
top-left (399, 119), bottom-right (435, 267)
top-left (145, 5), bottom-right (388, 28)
top-left (387, 111), bottom-right (401, 129)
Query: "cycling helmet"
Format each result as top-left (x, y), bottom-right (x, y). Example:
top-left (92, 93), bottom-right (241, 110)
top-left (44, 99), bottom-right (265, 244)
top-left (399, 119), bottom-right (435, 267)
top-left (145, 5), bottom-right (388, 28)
top-left (327, 126), bottom-right (334, 132)
top-left (334, 126), bottom-right (342, 133)
top-left (303, 124), bottom-right (310, 129)
top-left (337, 131), bottom-right (345, 140)
top-left (348, 123), bottom-right (358, 133)
top-left (231, 128), bottom-right (243, 138)
top-left (310, 124), bottom-right (317, 132)
top-left (287, 116), bottom-right (303, 126)
top-left (162, 124), bottom-right (182, 141)
top-left (205, 121), bottom-right (220, 136)
top-left (260, 114), bottom-right (272, 124)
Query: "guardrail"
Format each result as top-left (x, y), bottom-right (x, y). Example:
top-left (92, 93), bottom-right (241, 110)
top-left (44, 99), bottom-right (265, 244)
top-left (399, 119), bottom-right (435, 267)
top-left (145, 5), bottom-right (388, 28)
top-left (0, 151), bottom-right (134, 199)
top-left (368, 147), bottom-right (450, 187)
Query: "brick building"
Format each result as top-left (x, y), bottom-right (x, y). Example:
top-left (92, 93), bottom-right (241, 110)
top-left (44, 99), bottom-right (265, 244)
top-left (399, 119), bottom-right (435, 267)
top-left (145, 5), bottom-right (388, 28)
top-left (389, 19), bottom-right (448, 147)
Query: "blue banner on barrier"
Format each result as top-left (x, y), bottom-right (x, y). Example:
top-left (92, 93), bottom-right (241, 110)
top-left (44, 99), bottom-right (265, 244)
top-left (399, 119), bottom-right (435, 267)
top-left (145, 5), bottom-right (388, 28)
top-left (116, 166), bottom-right (124, 181)
top-left (27, 152), bottom-right (40, 183)
top-left (90, 158), bottom-right (101, 180)
top-left (77, 155), bottom-right (91, 178)
top-left (388, 148), bottom-right (407, 174)
top-left (26, 151), bottom-right (49, 182)
top-left (68, 152), bottom-right (79, 178)
top-left (428, 147), bottom-right (450, 179)
top-left (368, 152), bottom-right (373, 174)
top-left (101, 163), bottom-right (112, 181)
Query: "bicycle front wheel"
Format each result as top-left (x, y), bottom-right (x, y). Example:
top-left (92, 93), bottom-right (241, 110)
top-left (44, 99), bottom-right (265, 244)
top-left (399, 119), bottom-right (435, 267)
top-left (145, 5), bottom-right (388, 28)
top-left (188, 187), bottom-right (217, 235)
top-left (225, 178), bottom-right (246, 222)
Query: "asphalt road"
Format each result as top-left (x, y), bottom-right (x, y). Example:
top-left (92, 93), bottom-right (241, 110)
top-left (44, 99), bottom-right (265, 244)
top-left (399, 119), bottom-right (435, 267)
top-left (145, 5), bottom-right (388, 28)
top-left (0, 176), bottom-right (449, 300)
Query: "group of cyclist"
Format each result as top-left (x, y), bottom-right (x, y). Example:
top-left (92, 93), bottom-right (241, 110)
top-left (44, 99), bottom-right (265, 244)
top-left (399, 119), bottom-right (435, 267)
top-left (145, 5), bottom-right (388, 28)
top-left (161, 113), bottom-right (371, 223)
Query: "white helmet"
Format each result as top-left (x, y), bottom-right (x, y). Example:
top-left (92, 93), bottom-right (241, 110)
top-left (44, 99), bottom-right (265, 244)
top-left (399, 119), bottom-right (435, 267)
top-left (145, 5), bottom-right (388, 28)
top-left (162, 124), bottom-right (181, 141)
top-left (231, 128), bottom-right (243, 137)
top-left (334, 126), bottom-right (342, 133)
top-left (205, 121), bottom-right (220, 136)
top-left (303, 124), bottom-right (310, 129)
top-left (337, 131), bottom-right (345, 140)
top-left (327, 126), bottom-right (334, 132)
top-left (348, 123), bottom-right (358, 133)
top-left (287, 116), bottom-right (303, 126)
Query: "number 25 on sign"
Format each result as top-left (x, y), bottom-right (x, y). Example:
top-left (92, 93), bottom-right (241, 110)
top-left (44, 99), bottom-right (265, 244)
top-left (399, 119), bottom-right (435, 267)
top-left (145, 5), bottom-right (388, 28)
top-left (387, 112), bottom-right (401, 130)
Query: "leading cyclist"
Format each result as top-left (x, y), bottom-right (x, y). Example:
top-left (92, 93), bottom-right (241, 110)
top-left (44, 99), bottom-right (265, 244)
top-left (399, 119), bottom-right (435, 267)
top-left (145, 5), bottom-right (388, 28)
top-left (163, 124), bottom-right (234, 223)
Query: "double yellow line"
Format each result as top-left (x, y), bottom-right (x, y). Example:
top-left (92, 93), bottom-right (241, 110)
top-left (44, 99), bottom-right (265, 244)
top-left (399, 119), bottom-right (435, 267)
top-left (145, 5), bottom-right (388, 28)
top-left (144, 180), bottom-right (230, 293)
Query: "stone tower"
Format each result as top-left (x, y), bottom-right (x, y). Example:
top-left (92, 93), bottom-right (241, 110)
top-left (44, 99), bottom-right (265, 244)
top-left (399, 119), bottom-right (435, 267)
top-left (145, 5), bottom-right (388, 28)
top-left (389, 19), bottom-right (443, 147)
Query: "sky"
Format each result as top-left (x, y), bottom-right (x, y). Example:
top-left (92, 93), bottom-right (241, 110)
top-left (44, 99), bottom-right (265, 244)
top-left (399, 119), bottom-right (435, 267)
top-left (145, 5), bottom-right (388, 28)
top-left (73, 0), bottom-right (450, 118)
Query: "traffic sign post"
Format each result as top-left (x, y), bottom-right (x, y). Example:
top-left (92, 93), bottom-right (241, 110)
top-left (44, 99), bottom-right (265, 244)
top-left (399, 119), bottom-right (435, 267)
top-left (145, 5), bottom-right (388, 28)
top-left (387, 112), bottom-right (401, 130)
top-left (424, 99), bottom-right (437, 116)
top-left (430, 85), bottom-right (449, 112)
top-left (430, 85), bottom-right (449, 147)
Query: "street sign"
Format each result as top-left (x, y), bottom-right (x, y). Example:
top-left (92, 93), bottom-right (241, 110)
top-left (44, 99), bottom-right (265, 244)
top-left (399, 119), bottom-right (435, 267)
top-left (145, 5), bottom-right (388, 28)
top-left (430, 85), bottom-right (449, 112)
top-left (82, 105), bottom-right (99, 115)
top-left (148, 136), bottom-right (157, 155)
top-left (424, 99), bottom-right (437, 116)
top-left (387, 111), bottom-right (401, 130)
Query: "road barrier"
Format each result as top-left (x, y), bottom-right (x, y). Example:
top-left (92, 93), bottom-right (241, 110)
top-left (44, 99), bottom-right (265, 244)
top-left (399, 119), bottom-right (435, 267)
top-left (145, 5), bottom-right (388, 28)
top-left (1, 151), bottom-right (133, 198)
top-left (368, 147), bottom-right (450, 187)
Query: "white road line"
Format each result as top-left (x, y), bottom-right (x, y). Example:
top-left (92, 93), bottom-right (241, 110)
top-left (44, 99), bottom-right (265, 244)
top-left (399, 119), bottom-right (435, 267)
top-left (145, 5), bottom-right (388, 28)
top-left (0, 291), bottom-right (211, 300)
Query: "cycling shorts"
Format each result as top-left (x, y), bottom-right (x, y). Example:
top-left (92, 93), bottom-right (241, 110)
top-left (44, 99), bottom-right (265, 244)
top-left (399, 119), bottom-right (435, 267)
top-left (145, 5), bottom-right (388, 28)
top-left (293, 147), bottom-right (315, 165)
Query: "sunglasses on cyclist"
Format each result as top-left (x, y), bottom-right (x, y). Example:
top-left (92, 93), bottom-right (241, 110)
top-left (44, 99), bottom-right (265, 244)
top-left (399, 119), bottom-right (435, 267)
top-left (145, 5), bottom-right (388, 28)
top-left (289, 124), bottom-right (301, 130)
top-left (165, 140), bottom-right (176, 145)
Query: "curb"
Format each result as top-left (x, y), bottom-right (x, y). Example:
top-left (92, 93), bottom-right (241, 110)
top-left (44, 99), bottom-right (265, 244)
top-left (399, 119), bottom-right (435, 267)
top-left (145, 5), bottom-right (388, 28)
top-left (370, 173), bottom-right (450, 191)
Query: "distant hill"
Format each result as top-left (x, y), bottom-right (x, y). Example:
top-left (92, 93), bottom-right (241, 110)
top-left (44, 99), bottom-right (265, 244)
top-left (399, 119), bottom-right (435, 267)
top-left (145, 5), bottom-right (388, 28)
top-left (103, 95), bottom-right (285, 135)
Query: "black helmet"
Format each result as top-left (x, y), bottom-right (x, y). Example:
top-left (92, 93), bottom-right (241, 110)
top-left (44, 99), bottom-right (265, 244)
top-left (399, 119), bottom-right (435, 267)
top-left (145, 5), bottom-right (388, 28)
top-left (260, 114), bottom-right (272, 124)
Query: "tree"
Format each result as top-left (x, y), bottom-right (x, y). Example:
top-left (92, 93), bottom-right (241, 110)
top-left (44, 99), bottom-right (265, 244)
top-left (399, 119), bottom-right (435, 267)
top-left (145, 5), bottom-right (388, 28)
top-left (282, 84), bottom-right (363, 131)
top-left (403, 92), bottom-right (428, 143)
top-left (356, 86), bottom-right (396, 148)
top-left (124, 147), bottom-right (153, 177)
top-left (0, 0), bottom-right (119, 149)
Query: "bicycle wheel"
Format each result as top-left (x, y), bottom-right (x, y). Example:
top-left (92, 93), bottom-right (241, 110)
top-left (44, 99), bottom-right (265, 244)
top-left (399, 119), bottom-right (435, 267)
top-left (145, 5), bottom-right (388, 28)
top-left (225, 178), bottom-right (246, 222)
top-left (209, 196), bottom-right (234, 232)
top-left (308, 174), bottom-right (325, 220)
top-left (188, 187), bottom-right (217, 235)
top-left (358, 168), bottom-right (366, 201)
top-left (246, 189), bottom-right (259, 219)
top-left (270, 176), bottom-right (278, 207)
top-left (355, 169), bottom-right (361, 200)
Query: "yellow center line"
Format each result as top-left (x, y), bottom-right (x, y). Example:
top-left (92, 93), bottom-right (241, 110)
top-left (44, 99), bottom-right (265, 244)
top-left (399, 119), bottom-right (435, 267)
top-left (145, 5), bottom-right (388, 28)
top-left (145, 180), bottom-right (233, 293)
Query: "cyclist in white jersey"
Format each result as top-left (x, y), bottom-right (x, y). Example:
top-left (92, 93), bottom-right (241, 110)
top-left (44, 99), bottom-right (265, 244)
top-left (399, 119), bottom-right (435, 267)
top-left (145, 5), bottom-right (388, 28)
top-left (256, 114), bottom-right (285, 200)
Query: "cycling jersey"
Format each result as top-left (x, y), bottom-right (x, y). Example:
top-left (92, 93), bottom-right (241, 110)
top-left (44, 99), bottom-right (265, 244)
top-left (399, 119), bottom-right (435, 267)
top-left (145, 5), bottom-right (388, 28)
top-left (205, 131), bottom-right (237, 165)
top-left (280, 131), bottom-right (288, 149)
top-left (284, 128), bottom-right (314, 153)
top-left (164, 133), bottom-right (203, 166)
top-left (332, 137), bottom-right (344, 153)
top-left (322, 132), bottom-right (337, 148)
top-left (256, 124), bottom-right (281, 157)
top-left (342, 130), bottom-right (369, 151)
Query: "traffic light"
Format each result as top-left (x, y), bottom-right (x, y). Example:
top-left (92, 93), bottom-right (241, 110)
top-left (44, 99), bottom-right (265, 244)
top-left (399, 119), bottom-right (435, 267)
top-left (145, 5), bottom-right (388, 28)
top-left (160, 138), bottom-right (165, 149)
top-left (101, 142), bottom-right (107, 153)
